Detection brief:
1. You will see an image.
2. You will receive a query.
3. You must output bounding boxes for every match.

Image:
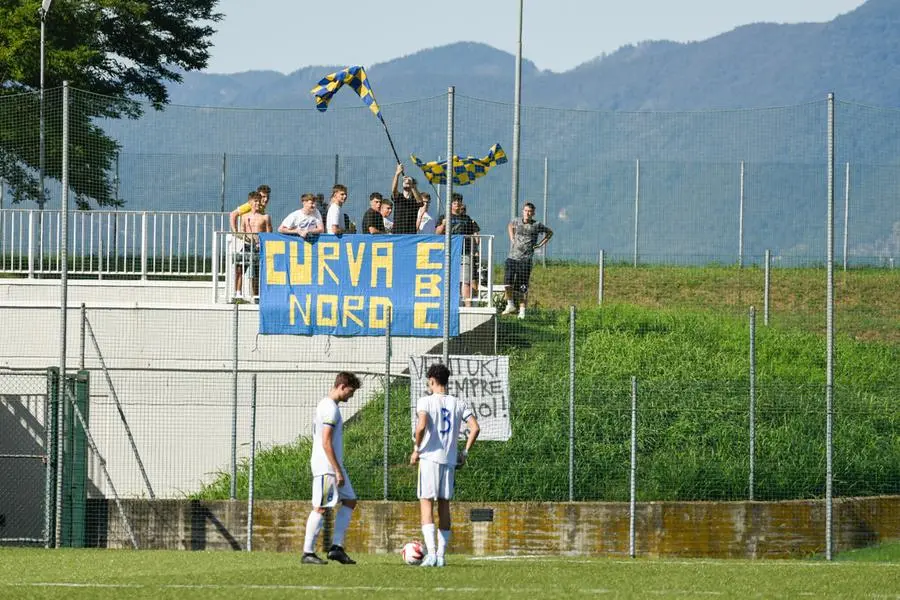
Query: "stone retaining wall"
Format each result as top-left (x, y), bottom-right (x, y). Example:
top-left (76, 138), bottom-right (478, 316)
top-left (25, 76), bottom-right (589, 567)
top-left (88, 496), bottom-right (900, 558)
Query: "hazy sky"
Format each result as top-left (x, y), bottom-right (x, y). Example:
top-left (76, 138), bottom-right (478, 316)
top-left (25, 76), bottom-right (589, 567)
top-left (205, 0), bottom-right (867, 74)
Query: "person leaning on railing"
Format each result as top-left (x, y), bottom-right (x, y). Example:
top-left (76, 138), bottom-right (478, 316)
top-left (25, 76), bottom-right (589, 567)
top-left (228, 190), bottom-right (258, 303)
top-left (361, 192), bottom-right (386, 234)
top-left (230, 184), bottom-right (271, 232)
top-left (379, 197), bottom-right (394, 233)
top-left (278, 193), bottom-right (324, 239)
top-left (228, 184), bottom-right (272, 302)
top-left (325, 184), bottom-right (351, 235)
top-left (239, 193), bottom-right (272, 303)
top-left (417, 193), bottom-right (436, 234)
top-left (435, 193), bottom-right (480, 306)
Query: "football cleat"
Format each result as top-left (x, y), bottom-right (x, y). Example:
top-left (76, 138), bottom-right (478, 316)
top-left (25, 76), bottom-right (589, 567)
top-left (301, 552), bottom-right (327, 565)
top-left (420, 553), bottom-right (437, 567)
top-left (327, 545), bottom-right (357, 565)
top-left (436, 556), bottom-right (445, 567)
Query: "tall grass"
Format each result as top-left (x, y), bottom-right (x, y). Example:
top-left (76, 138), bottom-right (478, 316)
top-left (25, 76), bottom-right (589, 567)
top-left (196, 264), bottom-right (899, 502)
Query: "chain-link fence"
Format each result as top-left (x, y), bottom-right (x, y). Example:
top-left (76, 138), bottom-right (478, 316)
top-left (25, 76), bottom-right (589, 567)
top-left (1, 299), bottom-right (896, 550)
top-left (1, 87), bottom-right (898, 555)
top-left (1, 88), bottom-right (899, 268)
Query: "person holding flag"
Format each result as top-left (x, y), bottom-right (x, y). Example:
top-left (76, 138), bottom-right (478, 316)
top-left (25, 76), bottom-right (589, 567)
top-left (390, 163), bottom-right (424, 234)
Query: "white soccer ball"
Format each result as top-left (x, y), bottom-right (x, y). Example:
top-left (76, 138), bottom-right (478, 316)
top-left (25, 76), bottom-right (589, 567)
top-left (401, 540), bottom-right (425, 565)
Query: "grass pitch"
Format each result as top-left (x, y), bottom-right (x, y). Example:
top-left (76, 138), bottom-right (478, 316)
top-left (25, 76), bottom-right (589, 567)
top-left (1, 547), bottom-right (897, 599)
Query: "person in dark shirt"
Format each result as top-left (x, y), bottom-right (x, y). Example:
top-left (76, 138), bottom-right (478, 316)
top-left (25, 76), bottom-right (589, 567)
top-left (390, 163), bottom-right (424, 234)
top-left (436, 193), bottom-right (480, 305)
top-left (362, 192), bottom-right (386, 234)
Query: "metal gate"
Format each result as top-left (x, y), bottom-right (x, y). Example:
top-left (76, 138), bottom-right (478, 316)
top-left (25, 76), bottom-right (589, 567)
top-left (0, 370), bottom-right (50, 546)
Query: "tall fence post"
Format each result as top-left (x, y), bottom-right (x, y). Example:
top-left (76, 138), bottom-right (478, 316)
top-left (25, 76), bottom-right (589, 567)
top-left (230, 301), bottom-right (239, 501)
top-left (246, 373), bottom-right (257, 551)
top-left (441, 87), bottom-right (455, 366)
top-left (219, 153), bottom-right (226, 213)
top-left (633, 159), bottom-right (640, 267)
top-left (825, 92), bottom-right (836, 562)
top-left (28, 210), bottom-right (35, 279)
top-left (764, 249), bottom-right (771, 326)
top-left (510, 0), bottom-right (523, 221)
top-left (140, 212), bottom-right (148, 280)
top-left (114, 151), bottom-right (120, 205)
top-left (749, 306), bottom-right (756, 501)
top-left (44, 367), bottom-right (56, 548)
top-left (333, 154), bottom-right (340, 186)
top-left (54, 80), bottom-right (70, 548)
top-left (211, 232), bottom-right (220, 304)
top-left (842, 161), bottom-right (850, 272)
top-left (383, 307), bottom-right (392, 501)
top-left (568, 306), bottom-right (575, 502)
top-left (738, 160), bottom-right (745, 268)
top-left (629, 376), bottom-right (637, 559)
top-left (542, 156), bottom-right (548, 267)
top-left (79, 303), bottom-right (86, 371)
top-left (493, 312), bottom-right (498, 355)
top-left (598, 249), bottom-right (605, 305)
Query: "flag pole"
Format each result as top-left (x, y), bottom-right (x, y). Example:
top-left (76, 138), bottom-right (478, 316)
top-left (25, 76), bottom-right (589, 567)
top-left (381, 120), bottom-right (402, 166)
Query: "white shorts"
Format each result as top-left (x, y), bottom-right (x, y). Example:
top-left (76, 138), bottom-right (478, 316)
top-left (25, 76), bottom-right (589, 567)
top-left (460, 255), bottom-right (473, 283)
top-left (311, 473), bottom-right (356, 508)
top-left (417, 459), bottom-right (455, 500)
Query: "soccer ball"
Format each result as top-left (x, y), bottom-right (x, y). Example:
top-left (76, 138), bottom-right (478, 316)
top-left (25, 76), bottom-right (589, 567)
top-left (401, 540), bottom-right (425, 565)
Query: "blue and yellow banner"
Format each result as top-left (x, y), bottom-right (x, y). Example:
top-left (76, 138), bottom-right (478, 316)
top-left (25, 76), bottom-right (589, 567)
top-left (260, 233), bottom-right (461, 337)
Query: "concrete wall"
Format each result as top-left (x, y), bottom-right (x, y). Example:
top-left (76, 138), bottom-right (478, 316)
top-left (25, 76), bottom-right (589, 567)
top-left (88, 497), bottom-right (900, 558)
top-left (0, 280), bottom-right (494, 498)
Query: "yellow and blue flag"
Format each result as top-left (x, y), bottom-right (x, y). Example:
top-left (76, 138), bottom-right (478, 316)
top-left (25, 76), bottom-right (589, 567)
top-left (411, 144), bottom-right (508, 186)
top-left (310, 65), bottom-right (382, 122)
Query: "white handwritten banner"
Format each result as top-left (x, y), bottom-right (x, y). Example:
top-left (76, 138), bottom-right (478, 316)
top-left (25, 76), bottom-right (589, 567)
top-left (408, 354), bottom-right (511, 441)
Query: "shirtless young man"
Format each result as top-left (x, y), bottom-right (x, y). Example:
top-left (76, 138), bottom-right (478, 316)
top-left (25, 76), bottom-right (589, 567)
top-left (240, 191), bottom-right (273, 301)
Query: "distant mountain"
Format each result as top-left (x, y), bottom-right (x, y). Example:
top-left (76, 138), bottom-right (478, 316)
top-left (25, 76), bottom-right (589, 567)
top-left (168, 0), bottom-right (900, 110)
top-left (98, 0), bottom-right (900, 264)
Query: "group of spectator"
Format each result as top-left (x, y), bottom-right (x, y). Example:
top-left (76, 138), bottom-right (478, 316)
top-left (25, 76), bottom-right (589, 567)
top-left (228, 167), bottom-right (553, 317)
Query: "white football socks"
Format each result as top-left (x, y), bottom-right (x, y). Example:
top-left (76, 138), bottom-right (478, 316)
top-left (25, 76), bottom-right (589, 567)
top-left (303, 511), bottom-right (324, 554)
top-left (422, 523), bottom-right (436, 556)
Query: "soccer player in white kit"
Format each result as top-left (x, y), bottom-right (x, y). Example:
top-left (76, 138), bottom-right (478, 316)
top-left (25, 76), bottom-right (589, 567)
top-left (302, 371), bottom-right (361, 565)
top-left (410, 363), bottom-right (480, 567)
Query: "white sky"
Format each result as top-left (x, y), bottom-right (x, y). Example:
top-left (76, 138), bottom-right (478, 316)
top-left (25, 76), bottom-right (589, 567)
top-left (205, 0), bottom-right (867, 74)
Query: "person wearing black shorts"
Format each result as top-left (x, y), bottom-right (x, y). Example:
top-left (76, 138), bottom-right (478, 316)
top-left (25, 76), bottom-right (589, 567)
top-left (502, 202), bottom-right (553, 319)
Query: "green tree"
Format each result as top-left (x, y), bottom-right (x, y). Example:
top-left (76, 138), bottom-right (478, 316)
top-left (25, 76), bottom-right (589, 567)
top-left (0, 0), bottom-right (221, 208)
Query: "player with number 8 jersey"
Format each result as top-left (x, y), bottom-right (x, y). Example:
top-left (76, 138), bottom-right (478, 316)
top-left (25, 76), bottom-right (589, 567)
top-left (410, 363), bottom-right (480, 567)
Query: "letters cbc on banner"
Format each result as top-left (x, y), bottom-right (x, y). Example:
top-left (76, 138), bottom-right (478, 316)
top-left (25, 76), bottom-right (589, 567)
top-left (259, 233), bottom-right (462, 336)
top-left (408, 355), bottom-right (511, 442)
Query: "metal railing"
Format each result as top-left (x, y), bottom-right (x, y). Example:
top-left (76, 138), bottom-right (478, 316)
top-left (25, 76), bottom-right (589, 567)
top-left (0, 209), bottom-right (229, 279)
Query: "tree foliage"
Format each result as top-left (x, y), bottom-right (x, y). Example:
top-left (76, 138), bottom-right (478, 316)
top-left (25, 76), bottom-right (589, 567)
top-left (0, 0), bottom-right (221, 208)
